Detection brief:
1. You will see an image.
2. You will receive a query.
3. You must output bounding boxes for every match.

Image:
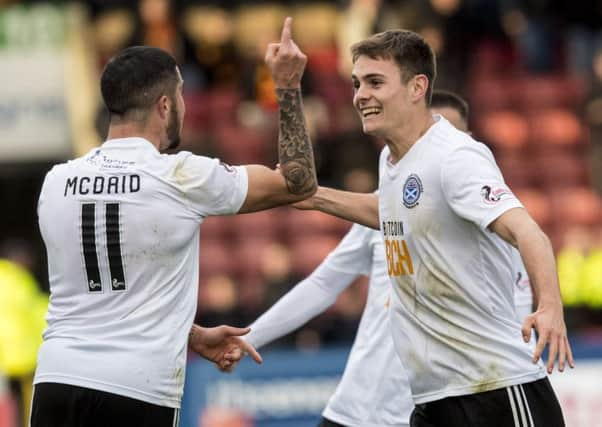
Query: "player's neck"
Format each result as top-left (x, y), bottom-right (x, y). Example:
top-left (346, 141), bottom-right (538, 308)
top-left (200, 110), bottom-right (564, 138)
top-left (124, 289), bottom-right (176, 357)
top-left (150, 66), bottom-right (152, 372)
top-left (385, 110), bottom-right (435, 164)
top-left (106, 121), bottom-right (161, 150)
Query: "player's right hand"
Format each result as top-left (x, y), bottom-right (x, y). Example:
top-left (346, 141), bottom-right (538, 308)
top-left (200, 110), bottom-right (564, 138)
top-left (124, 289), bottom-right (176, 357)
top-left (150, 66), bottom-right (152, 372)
top-left (265, 17), bottom-right (307, 89)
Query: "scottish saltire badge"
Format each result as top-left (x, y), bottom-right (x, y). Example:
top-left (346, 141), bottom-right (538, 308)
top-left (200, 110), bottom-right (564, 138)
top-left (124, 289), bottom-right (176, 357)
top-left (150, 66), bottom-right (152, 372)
top-left (403, 174), bottom-right (423, 208)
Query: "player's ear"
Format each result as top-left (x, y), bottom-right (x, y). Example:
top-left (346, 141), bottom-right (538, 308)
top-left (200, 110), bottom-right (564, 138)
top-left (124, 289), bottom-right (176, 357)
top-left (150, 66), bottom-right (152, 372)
top-left (411, 74), bottom-right (428, 103)
top-left (157, 95), bottom-right (170, 120)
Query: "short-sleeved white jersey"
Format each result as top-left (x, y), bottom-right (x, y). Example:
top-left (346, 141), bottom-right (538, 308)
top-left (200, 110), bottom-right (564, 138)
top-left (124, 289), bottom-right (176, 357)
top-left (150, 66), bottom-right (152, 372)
top-left (35, 137), bottom-right (248, 408)
top-left (320, 224), bottom-right (413, 427)
top-left (378, 117), bottom-right (545, 404)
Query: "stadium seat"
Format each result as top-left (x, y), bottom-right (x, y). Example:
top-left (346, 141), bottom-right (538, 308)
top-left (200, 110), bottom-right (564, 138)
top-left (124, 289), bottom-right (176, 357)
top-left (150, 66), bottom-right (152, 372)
top-left (468, 78), bottom-right (514, 112)
top-left (514, 75), bottom-right (586, 110)
top-left (213, 123), bottom-right (270, 164)
top-left (230, 208), bottom-right (284, 240)
top-left (200, 216), bottom-right (230, 241)
top-left (199, 239), bottom-right (236, 278)
top-left (475, 110), bottom-right (530, 151)
top-left (496, 150), bottom-right (534, 188)
top-left (513, 188), bottom-right (552, 227)
top-left (533, 149), bottom-right (589, 188)
top-left (183, 92), bottom-right (211, 131)
top-left (234, 237), bottom-right (280, 282)
top-left (208, 89), bottom-right (243, 129)
top-left (529, 108), bottom-right (583, 147)
top-left (290, 235), bottom-right (341, 276)
top-left (284, 208), bottom-right (351, 240)
top-left (548, 187), bottom-right (602, 227)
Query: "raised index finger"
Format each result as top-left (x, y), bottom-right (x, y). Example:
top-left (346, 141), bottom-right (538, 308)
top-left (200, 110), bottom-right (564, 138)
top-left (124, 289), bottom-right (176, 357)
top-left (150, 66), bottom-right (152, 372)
top-left (280, 17), bottom-right (292, 44)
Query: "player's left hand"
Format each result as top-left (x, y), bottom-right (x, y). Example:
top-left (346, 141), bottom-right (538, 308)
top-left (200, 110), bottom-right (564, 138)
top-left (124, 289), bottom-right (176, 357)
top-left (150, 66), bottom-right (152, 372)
top-left (188, 325), bottom-right (262, 373)
top-left (265, 17), bottom-right (307, 88)
top-left (522, 304), bottom-right (575, 374)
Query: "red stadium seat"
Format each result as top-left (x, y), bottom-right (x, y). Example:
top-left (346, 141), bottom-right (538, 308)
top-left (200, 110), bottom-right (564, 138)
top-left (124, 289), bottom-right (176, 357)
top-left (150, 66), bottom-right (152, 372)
top-left (476, 110), bottom-right (530, 151)
top-left (283, 208), bottom-right (351, 240)
top-left (229, 208), bottom-right (284, 240)
top-left (548, 187), bottom-right (602, 227)
top-left (199, 238), bottom-right (236, 278)
top-left (496, 150), bottom-right (534, 188)
top-left (213, 123), bottom-right (270, 164)
top-left (290, 235), bottom-right (341, 276)
top-left (514, 75), bottom-right (586, 111)
top-left (513, 188), bottom-right (552, 227)
top-left (529, 108), bottom-right (583, 147)
top-left (533, 149), bottom-right (589, 188)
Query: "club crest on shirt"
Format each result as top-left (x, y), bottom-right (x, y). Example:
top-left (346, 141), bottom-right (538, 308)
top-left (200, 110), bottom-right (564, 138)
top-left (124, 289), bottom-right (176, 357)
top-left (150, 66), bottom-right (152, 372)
top-left (403, 174), bottom-right (423, 208)
top-left (480, 185), bottom-right (512, 205)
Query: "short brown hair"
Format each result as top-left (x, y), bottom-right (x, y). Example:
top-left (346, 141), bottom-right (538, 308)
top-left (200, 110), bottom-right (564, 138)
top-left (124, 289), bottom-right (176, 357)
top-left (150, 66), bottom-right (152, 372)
top-left (431, 90), bottom-right (469, 122)
top-left (351, 30), bottom-right (436, 104)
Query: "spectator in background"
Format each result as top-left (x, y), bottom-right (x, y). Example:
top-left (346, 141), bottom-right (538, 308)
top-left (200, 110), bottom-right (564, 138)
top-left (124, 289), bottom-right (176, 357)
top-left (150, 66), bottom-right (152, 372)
top-left (0, 240), bottom-right (48, 427)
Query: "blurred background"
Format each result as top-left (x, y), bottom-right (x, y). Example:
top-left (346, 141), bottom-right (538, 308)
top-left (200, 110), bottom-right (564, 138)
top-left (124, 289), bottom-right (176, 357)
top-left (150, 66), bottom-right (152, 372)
top-left (1, 0), bottom-right (602, 426)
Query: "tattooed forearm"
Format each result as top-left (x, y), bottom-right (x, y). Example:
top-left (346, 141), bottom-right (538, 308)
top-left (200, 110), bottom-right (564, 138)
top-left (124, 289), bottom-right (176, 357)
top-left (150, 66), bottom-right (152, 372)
top-left (277, 88), bottom-right (317, 195)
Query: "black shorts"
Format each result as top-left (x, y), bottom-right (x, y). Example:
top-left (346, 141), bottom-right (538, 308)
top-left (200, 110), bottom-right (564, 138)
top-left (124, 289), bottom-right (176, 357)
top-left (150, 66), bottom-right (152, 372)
top-left (410, 377), bottom-right (564, 427)
top-left (318, 417), bottom-right (347, 427)
top-left (30, 382), bottom-right (179, 427)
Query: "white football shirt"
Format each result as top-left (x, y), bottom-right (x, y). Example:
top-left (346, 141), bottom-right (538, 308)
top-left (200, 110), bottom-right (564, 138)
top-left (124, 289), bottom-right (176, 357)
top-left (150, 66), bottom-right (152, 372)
top-left (246, 223), bottom-right (413, 427)
top-left (317, 225), bottom-right (413, 427)
top-left (378, 116), bottom-right (545, 404)
top-left (36, 137), bottom-right (248, 408)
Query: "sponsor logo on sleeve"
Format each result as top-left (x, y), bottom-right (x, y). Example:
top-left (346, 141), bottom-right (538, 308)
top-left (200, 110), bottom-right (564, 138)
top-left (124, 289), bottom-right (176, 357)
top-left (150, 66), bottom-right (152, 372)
top-left (219, 161), bottom-right (237, 174)
top-left (480, 185), bottom-right (513, 205)
top-left (403, 174), bottom-right (423, 208)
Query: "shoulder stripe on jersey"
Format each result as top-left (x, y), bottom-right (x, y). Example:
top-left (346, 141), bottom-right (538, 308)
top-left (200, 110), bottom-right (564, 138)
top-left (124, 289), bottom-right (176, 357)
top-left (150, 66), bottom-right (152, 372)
top-left (105, 203), bottom-right (126, 291)
top-left (82, 203), bottom-right (102, 292)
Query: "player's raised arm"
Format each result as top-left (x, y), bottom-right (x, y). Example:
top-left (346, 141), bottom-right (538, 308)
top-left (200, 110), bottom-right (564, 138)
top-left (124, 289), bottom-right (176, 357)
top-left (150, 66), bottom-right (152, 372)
top-left (238, 17), bottom-right (317, 213)
top-left (489, 207), bottom-right (575, 374)
top-left (294, 186), bottom-right (379, 230)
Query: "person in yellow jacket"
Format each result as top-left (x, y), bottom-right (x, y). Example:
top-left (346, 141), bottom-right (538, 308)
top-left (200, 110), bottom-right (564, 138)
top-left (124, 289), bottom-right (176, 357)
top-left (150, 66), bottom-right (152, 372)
top-left (0, 254), bottom-right (48, 427)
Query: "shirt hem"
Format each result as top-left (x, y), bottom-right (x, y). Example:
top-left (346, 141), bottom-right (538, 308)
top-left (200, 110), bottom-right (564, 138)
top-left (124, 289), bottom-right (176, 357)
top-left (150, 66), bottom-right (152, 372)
top-left (412, 370), bottom-right (546, 404)
top-left (34, 373), bottom-right (180, 408)
top-left (322, 407), bottom-right (410, 427)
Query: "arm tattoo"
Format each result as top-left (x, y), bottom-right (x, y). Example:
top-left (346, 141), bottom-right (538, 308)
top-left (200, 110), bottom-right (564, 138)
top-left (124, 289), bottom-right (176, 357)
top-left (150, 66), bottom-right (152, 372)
top-left (277, 88), bottom-right (317, 195)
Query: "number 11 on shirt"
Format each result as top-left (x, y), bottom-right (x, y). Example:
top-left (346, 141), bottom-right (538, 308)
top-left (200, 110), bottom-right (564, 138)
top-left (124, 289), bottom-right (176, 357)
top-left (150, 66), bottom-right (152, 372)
top-left (81, 202), bottom-right (126, 293)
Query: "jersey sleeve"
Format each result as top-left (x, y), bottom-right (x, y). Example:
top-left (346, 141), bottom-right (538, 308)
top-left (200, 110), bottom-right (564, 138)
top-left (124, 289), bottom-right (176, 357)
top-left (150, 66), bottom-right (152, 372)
top-left (173, 153), bottom-right (248, 217)
top-left (440, 143), bottom-right (523, 230)
top-left (323, 223), bottom-right (376, 276)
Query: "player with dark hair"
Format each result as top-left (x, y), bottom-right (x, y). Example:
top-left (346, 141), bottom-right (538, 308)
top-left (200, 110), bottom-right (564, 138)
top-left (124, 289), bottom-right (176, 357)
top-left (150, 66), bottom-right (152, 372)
top-left (430, 90), bottom-right (469, 131)
top-left (32, 18), bottom-right (316, 427)
top-left (276, 30), bottom-right (572, 427)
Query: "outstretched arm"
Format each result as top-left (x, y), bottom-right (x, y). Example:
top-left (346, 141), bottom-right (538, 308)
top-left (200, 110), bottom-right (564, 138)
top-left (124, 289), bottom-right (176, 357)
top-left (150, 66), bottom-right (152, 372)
top-left (294, 186), bottom-right (379, 230)
top-left (490, 207), bottom-right (574, 373)
top-left (246, 265), bottom-right (360, 349)
top-left (217, 224), bottom-right (374, 372)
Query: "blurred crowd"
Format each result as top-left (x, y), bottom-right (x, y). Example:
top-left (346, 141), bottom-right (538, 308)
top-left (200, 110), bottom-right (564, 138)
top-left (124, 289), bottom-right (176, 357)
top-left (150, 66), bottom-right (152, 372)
top-left (1, 0), bottom-right (602, 363)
